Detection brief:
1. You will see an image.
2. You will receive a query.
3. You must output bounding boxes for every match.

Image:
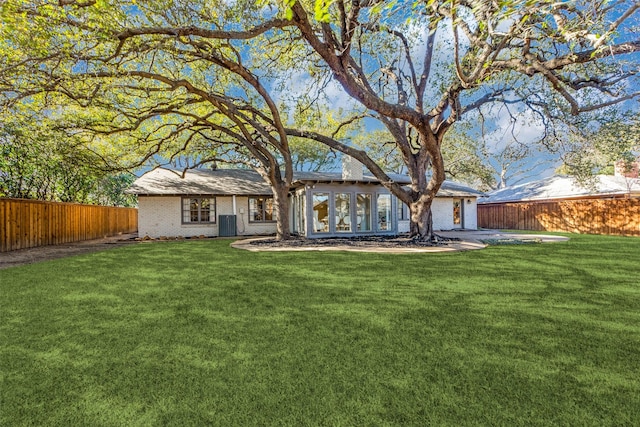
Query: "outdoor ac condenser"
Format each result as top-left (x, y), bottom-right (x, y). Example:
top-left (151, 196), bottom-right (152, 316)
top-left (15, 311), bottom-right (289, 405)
top-left (218, 215), bottom-right (237, 237)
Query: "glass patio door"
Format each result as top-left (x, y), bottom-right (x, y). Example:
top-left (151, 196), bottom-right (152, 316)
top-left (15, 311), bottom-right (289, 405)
top-left (453, 199), bottom-right (463, 228)
top-left (335, 193), bottom-right (352, 233)
top-left (377, 194), bottom-right (392, 231)
top-left (356, 193), bottom-right (372, 232)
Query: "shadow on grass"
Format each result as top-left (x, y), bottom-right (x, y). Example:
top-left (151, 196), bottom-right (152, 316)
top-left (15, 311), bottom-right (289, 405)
top-left (1, 235), bottom-right (639, 425)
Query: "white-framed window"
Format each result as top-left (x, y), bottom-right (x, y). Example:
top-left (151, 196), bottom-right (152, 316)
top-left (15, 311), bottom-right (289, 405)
top-left (312, 193), bottom-right (330, 233)
top-left (182, 197), bottom-right (216, 224)
top-left (249, 196), bottom-right (276, 222)
top-left (377, 194), bottom-right (392, 231)
top-left (335, 193), bottom-right (352, 232)
top-left (356, 193), bottom-right (372, 232)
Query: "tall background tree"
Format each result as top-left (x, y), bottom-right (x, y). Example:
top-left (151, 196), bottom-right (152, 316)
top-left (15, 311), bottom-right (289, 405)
top-left (553, 113), bottom-right (640, 181)
top-left (1, 0), bottom-right (639, 239)
top-left (0, 102), bottom-right (137, 206)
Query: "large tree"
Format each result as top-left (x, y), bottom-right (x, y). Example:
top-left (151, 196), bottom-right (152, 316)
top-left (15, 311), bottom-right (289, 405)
top-left (1, 0), bottom-right (639, 240)
top-left (1, 0), bottom-right (312, 240)
top-left (280, 0), bottom-right (640, 239)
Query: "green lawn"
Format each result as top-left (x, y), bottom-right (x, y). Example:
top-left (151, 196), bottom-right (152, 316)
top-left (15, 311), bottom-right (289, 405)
top-left (1, 234), bottom-right (639, 426)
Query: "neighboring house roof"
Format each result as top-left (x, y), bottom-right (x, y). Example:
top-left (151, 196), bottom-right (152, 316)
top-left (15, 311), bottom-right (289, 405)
top-left (128, 168), bottom-right (483, 198)
top-left (480, 175), bottom-right (640, 204)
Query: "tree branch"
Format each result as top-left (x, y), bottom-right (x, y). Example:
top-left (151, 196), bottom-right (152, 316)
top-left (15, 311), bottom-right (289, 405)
top-left (116, 19), bottom-right (291, 42)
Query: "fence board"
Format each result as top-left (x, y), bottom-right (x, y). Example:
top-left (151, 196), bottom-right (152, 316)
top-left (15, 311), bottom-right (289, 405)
top-left (478, 198), bottom-right (640, 236)
top-left (0, 198), bottom-right (138, 252)
top-left (0, 201), bottom-right (6, 252)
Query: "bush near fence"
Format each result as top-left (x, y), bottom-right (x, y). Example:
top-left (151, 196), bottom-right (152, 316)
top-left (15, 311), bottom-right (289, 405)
top-left (1, 198), bottom-right (138, 252)
top-left (478, 197), bottom-right (640, 236)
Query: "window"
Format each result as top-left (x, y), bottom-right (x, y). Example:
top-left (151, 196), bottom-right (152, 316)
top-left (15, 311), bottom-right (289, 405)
top-left (249, 197), bottom-right (276, 222)
top-left (356, 193), bottom-right (372, 232)
top-left (377, 194), bottom-right (392, 231)
top-left (397, 200), bottom-right (408, 221)
top-left (312, 193), bottom-right (329, 233)
top-left (453, 199), bottom-right (462, 226)
top-left (294, 193), bottom-right (305, 234)
top-left (182, 197), bottom-right (215, 223)
top-left (335, 193), bottom-right (352, 232)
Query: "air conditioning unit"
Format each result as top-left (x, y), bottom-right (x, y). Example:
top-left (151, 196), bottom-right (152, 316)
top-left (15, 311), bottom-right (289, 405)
top-left (218, 215), bottom-right (237, 237)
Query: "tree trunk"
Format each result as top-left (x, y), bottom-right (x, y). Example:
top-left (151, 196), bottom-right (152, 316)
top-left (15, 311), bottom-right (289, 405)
top-left (409, 193), bottom-right (435, 241)
top-left (499, 168), bottom-right (507, 189)
top-left (272, 183), bottom-right (291, 241)
top-left (405, 130), bottom-right (444, 243)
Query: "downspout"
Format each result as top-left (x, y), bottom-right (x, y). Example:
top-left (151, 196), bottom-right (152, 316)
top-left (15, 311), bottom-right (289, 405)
top-left (232, 195), bottom-right (238, 236)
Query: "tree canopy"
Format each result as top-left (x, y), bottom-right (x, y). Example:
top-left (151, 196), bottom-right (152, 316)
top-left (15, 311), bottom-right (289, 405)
top-left (557, 113), bottom-right (640, 181)
top-left (0, 101), bottom-right (137, 205)
top-left (1, 0), bottom-right (639, 239)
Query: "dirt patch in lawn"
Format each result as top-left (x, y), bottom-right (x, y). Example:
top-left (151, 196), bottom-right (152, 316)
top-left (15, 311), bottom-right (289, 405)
top-left (0, 234), bottom-right (139, 270)
top-left (233, 234), bottom-right (487, 253)
top-left (232, 230), bottom-right (569, 253)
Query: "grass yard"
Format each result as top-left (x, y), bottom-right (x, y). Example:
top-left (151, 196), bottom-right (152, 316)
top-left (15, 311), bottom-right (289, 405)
top-left (1, 234), bottom-right (639, 426)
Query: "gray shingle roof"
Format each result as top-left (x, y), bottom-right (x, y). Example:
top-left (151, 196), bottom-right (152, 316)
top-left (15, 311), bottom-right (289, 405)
top-left (127, 168), bottom-right (272, 195)
top-left (128, 168), bottom-right (483, 198)
top-left (480, 175), bottom-right (640, 203)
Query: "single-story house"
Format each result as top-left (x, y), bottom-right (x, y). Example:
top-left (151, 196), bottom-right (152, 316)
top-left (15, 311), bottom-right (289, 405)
top-left (480, 174), bottom-right (640, 204)
top-left (127, 158), bottom-right (483, 238)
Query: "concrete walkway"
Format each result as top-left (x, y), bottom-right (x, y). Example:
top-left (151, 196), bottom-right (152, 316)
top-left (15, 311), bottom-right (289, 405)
top-left (231, 230), bottom-right (569, 254)
top-left (438, 230), bottom-right (570, 243)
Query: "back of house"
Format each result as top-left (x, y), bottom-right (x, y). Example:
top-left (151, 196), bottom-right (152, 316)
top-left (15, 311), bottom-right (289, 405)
top-left (128, 165), bottom-right (482, 239)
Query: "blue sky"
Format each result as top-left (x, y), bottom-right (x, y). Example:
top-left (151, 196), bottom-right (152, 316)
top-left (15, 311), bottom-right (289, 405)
top-left (69, 1), bottom-right (640, 187)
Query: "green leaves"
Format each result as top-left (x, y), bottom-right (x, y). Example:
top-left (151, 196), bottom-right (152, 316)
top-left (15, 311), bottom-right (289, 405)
top-left (314, 0), bottom-right (332, 23)
top-left (278, 0), bottom-right (334, 23)
top-left (0, 101), bottom-right (135, 204)
top-left (283, 0), bottom-right (296, 20)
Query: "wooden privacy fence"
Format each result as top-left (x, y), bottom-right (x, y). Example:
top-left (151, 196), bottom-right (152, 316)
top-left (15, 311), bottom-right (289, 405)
top-left (478, 197), bottom-right (640, 236)
top-left (1, 198), bottom-right (138, 252)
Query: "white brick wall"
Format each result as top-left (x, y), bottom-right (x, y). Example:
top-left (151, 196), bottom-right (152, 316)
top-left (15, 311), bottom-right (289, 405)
top-left (434, 198), bottom-right (478, 230)
top-left (217, 197), bottom-right (234, 216)
top-left (397, 197), bottom-right (478, 232)
top-left (233, 196), bottom-right (278, 236)
top-left (432, 198), bottom-right (454, 230)
top-left (138, 196), bottom-right (277, 238)
top-left (138, 196), bottom-right (217, 237)
top-left (138, 195), bottom-right (476, 238)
